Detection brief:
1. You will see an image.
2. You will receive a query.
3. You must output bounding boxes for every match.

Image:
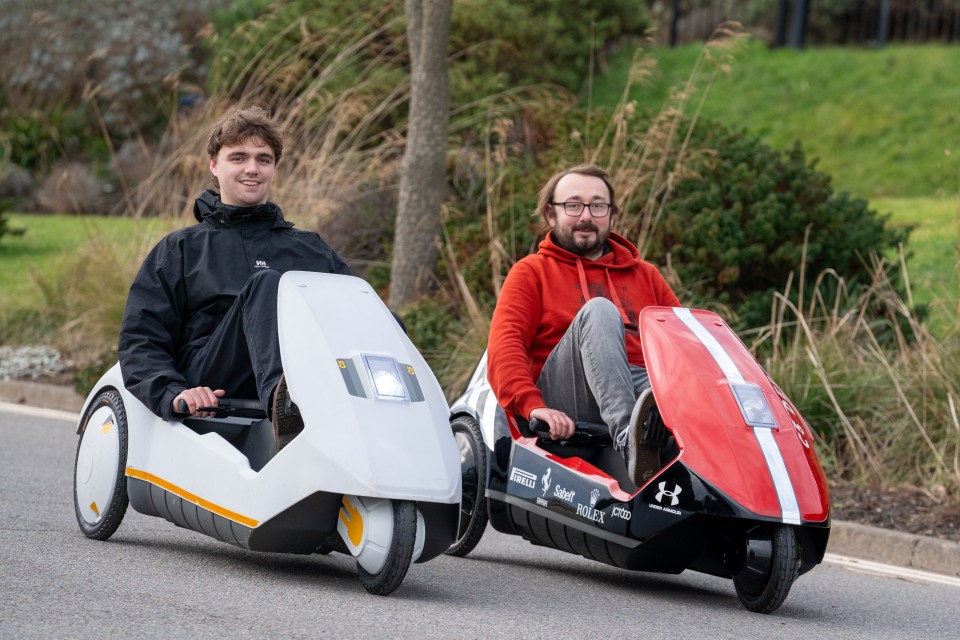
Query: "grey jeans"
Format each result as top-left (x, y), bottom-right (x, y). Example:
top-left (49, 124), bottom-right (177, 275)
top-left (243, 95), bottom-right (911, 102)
top-left (536, 297), bottom-right (649, 443)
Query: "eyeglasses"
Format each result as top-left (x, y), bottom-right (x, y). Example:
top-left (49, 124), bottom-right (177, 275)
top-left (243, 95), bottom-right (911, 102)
top-left (550, 201), bottom-right (612, 218)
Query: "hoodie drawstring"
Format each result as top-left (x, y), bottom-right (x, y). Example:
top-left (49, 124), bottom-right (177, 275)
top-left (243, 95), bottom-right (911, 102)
top-left (576, 259), bottom-right (633, 331)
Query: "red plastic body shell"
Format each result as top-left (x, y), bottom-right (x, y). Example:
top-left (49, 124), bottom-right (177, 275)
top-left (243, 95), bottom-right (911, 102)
top-left (641, 307), bottom-right (830, 523)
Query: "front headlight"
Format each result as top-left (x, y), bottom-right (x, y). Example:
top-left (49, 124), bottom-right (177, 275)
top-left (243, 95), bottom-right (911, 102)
top-left (362, 354), bottom-right (408, 402)
top-left (729, 382), bottom-right (777, 428)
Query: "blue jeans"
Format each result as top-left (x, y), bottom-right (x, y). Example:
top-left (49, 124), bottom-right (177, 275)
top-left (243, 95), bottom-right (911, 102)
top-left (536, 297), bottom-right (649, 443)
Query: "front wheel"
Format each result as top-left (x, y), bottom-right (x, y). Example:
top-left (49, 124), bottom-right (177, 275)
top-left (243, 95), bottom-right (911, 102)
top-left (445, 415), bottom-right (488, 557)
top-left (358, 500), bottom-right (417, 595)
top-left (73, 389), bottom-right (129, 540)
top-left (733, 524), bottom-right (801, 614)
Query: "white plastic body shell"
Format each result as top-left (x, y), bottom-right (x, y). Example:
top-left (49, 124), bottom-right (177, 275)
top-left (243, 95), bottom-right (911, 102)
top-left (77, 272), bottom-right (461, 529)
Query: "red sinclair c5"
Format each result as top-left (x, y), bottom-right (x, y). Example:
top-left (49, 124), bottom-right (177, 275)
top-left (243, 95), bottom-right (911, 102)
top-left (445, 306), bottom-right (830, 614)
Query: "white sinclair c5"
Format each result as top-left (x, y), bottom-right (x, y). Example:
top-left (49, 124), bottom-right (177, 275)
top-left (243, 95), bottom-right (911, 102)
top-left (72, 273), bottom-right (461, 596)
top-left (445, 307), bottom-right (830, 614)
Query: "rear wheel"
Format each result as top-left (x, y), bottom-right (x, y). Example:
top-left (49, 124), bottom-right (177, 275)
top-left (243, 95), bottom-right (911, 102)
top-left (358, 500), bottom-right (417, 595)
top-left (73, 390), bottom-right (129, 540)
top-left (445, 415), bottom-right (488, 557)
top-left (732, 524), bottom-right (801, 614)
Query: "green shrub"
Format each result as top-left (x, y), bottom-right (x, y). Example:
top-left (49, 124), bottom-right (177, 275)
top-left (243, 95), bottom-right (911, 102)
top-left (648, 120), bottom-right (912, 329)
top-left (450, 0), bottom-right (649, 96)
top-left (0, 200), bottom-right (24, 244)
top-left (208, 0), bottom-right (649, 109)
top-left (0, 104), bottom-right (95, 173)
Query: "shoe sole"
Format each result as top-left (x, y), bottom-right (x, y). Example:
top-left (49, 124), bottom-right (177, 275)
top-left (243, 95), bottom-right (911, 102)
top-left (273, 374), bottom-right (304, 449)
top-left (628, 388), bottom-right (660, 485)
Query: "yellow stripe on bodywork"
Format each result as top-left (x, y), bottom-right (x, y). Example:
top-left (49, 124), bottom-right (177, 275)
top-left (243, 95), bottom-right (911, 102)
top-left (125, 467), bottom-right (259, 528)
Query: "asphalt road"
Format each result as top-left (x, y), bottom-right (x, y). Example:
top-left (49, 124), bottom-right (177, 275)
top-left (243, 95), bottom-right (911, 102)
top-left (2, 408), bottom-right (957, 639)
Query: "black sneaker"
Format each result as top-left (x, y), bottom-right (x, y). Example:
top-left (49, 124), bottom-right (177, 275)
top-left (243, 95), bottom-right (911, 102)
top-left (271, 374), bottom-right (303, 449)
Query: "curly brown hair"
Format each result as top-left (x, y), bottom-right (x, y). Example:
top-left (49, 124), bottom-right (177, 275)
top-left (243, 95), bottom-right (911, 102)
top-left (206, 105), bottom-right (284, 163)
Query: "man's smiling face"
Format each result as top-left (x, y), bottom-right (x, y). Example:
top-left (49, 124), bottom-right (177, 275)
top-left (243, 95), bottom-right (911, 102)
top-left (546, 172), bottom-right (613, 260)
top-left (209, 136), bottom-right (276, 206)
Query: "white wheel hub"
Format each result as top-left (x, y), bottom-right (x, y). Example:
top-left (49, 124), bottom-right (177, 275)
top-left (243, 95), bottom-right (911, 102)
top-left (75, 406), bottom-right (121, 525)
top-left (337, 496), bottom-right (426, 574)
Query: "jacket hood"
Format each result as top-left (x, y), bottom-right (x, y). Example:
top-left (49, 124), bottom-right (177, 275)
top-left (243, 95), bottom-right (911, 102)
top-left (193, 189), bottom-right (292, 228)
top-left (538, 231), bottom-right (640, 270)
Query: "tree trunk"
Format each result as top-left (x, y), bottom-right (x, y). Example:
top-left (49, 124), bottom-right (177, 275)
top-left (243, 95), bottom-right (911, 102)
top-left (389, 0), bottom-right (452, 308)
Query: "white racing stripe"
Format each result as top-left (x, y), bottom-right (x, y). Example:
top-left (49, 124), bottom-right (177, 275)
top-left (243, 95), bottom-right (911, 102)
top-left (672, 307), bottom-right (801, 524)
top-left (754, 428), bottom-right (802, 524)
top-left (480, 388), bottom-right (499, 446)
top-left (0, 401), bottom-right (78, 422)
top-left (674, 307), bottom-right (743, 382)
top-left (824, 553), bottom-right (960, 588)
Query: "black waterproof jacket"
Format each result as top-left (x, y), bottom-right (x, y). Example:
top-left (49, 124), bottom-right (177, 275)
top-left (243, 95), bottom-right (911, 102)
top-left (118, 190), bottom-right (351, 418)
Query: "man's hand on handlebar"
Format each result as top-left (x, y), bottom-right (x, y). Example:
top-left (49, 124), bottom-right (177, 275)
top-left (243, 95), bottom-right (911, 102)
top-left (174, 387), bottom-right (225, 417)
top-left (529, 407), bottom-right (575, 440)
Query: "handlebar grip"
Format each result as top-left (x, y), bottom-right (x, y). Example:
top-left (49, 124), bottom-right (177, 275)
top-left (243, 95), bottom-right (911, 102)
top-left (528, 417), bottom-right (612, 445)
top-left (528, 417), bottom-right (550, 437)
top-left (175, 398), bottom-right (267, 419)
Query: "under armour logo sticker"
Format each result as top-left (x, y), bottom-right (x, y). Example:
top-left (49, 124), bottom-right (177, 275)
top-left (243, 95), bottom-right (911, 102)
top-left (655, 481), bottom-right (682, 506)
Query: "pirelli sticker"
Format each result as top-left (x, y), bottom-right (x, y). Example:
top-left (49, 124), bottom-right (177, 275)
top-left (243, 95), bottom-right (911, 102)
top-left (337, 358), bottom-right (366, 398)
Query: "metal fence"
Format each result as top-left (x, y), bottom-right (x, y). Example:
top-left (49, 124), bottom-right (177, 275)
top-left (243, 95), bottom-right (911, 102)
top-left (648, 0), bottom-right (960, 47)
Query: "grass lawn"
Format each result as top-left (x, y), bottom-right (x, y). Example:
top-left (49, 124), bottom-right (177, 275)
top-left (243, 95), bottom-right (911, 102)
top-left (0, 214), bottom-right (174, 341)
top-left (875, 196), bottom-right (958, 333)
top-left (590, 41), bottom-right (960, 200)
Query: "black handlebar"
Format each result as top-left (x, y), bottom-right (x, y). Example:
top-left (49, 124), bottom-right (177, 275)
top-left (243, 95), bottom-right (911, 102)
top-left (527, 417), bottom-right (613, 446)
top-left (175, 398), bottom-right (268, 420)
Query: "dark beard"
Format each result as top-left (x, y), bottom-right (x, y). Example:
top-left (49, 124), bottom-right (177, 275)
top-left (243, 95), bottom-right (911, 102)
top-left (551, 224), bottom-right (609, 257)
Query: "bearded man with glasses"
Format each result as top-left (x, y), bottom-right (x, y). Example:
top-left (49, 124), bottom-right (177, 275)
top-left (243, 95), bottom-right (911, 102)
top-left (487, 164), bottom-right (681, 486)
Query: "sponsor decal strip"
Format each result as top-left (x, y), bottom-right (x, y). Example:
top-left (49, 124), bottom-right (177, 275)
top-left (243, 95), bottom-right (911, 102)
top-left (672, 307), bottom-right (802, 525)
top-left (487, 489), bottom-right (642, 549)
top-left (125, 467), bottom-right (259, 528)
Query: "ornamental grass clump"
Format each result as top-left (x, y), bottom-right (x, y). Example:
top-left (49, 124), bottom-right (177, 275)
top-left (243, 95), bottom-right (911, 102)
top-left (759, 249), bottom-right (960, 492)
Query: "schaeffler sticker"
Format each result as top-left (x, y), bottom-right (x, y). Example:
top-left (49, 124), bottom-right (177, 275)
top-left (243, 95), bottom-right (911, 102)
top-left (648, 482), bottom-right (683, 516)
top-left (509, 467), bottom-right (537, 489)
top-left (576, 488), bottom-right (605, 524)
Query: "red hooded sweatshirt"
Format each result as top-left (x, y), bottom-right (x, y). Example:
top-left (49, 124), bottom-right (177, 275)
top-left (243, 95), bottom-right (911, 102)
top-left (487, 231), bottom-right (680, 420)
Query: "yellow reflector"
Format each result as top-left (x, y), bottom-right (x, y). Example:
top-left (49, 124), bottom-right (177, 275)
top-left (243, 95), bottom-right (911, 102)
top-left (90, 502), bottom-right (100, 516)
top-left (101, 421), bottom-right (114, 435)
top-left (339, 498), bottom-right (364, 546)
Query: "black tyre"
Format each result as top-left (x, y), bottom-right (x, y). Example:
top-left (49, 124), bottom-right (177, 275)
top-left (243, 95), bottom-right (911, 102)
top-left (358, 500), bottom-right (417, 595)
top-left (445, 415), bottom-right (488, 557)
top-left (73, 389), bottom-right (129, 540)
top-left (733, 524), bottom-right (801, 614)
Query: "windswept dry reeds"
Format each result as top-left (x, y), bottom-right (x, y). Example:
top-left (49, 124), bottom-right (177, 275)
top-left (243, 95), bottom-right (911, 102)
top-left (756, 245), bottom-right (960, 491)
